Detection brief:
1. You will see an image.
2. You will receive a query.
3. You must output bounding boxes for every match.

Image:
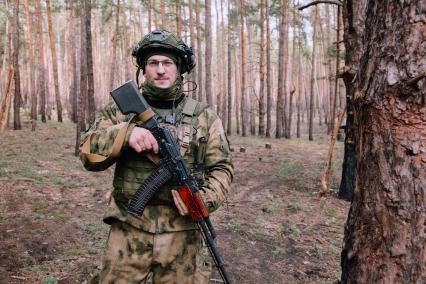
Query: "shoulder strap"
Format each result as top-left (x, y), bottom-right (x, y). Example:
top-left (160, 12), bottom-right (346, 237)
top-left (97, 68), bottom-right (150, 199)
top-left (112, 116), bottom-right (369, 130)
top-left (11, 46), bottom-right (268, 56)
top-left (181, 97), bottom-right (209, 124)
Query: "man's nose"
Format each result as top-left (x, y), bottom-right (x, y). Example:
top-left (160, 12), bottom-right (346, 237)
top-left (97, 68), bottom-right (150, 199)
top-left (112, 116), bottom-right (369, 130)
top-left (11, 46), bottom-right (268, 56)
top-left (156, 63), bottom-right (166, 74)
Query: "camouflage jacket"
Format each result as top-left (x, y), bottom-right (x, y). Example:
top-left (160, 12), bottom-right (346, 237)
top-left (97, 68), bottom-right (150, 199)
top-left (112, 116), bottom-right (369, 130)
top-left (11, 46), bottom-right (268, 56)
top-left (79, 95), bottom-right (233, 233)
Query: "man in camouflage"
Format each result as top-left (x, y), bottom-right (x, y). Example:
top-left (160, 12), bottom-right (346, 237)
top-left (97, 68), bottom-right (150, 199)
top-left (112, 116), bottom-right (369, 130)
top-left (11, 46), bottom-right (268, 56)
top-left (79, 30), bottom-right (233, 284)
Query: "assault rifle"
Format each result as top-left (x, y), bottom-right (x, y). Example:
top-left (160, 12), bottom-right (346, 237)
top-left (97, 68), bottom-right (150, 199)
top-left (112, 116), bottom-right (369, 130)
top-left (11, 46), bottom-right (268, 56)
top-left (111, 80), bottom-right (232, 284)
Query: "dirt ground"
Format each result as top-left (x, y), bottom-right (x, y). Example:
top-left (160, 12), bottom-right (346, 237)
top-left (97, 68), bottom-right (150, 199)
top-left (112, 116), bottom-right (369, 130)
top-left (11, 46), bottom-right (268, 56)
top-left (0, 121), bottom-right (349, 284)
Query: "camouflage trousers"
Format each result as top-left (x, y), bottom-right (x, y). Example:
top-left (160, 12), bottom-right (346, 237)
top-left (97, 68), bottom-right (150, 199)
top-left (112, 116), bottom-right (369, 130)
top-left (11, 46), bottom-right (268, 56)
top-left (97, 221), bottom-right (212, 284)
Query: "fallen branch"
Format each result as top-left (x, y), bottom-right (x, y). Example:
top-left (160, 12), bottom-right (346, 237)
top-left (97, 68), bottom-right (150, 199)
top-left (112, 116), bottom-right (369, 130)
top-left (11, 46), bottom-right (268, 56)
top-left (319, 107), bottom-right (346, 197)
top-left (298, 0), bottom-right (342, 10)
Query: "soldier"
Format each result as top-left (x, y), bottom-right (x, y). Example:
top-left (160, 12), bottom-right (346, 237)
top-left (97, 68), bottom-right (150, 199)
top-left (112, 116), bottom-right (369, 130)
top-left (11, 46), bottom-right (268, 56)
top-left (79, 30), bottom-right (233, 284)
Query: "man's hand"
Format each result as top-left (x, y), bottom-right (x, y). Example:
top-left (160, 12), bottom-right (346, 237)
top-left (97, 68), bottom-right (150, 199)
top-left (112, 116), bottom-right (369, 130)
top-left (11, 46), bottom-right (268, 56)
top-left (128, 127), bottom-right (159, 154)
top-left (172, 190), bottom-right (189, 216)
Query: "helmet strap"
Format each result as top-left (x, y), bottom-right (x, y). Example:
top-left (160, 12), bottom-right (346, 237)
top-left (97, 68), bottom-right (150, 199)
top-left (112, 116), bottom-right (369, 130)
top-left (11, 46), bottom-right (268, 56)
top-left (136, 67), bottom-right (142, 88)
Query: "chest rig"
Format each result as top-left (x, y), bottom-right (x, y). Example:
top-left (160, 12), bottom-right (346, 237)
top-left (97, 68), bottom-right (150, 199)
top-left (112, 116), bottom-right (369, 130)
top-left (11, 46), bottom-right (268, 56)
top-left (154, 96), bottom-right (200, 157)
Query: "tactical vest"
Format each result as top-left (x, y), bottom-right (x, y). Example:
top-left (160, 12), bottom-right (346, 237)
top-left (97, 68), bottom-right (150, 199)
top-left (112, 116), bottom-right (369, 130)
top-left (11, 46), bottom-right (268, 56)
top-left (112, 96), bottom-right (209, 209)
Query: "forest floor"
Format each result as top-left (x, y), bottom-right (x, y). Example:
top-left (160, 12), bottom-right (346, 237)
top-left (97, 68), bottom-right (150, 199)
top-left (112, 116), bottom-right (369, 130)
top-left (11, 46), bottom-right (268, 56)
top-left (0, 120), bottom-right (349, 284)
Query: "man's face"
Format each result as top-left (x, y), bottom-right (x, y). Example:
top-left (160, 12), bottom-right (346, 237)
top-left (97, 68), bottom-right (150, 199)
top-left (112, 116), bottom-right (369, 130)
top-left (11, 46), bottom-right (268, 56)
top-left (144, 55), bottom-right (178, 89)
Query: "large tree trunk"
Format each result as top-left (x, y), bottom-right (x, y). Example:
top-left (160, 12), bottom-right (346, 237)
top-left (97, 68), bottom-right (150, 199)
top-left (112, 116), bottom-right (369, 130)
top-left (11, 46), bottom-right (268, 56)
top-left (340, 1), bottom-right (426, 282)
top-left (265, 0), bottom-right (272, 137)
top-left (34, 0), bottom-right (47, 123)
top-left (46, 0), bottom-right (63, 122)
top-left (205, 0), bottom-right (212, 106)
top-left (12, 0), bottom-right (21, 130)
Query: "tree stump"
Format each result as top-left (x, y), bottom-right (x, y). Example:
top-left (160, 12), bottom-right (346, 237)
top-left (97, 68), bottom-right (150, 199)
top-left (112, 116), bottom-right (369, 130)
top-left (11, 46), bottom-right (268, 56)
top-left (265, 143), bottom-right (272, 149)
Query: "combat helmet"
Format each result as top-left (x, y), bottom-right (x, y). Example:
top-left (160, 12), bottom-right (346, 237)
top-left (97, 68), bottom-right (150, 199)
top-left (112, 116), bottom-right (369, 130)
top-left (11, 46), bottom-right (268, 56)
top-left (132, 30), bottom-right (195, 75)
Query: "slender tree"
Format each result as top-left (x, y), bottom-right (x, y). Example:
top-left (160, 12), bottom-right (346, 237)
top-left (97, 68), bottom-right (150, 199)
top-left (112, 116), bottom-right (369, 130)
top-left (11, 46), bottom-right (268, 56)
top-left (85, 0), bottom-right (95, 124)
top-left (205, 0), bottom-right (212, 105)
top-left (258, 0), bottom-right (266, 136)
top-left (308, 7), bottom-right (318, 140)
top-left (46, 0), bottom-right (63, 122)
top-left (12, 0), bottom-right (21, 130)
top-left (34, 0), bottom-right (47, 122)
top-left (265, 0), bottom-right (272, 137)
top-left (23, 0), bottom-right (37, 130)
top-left (239, 0), bottom-right (247, 136)
top-left (276, 0), bottom-right (286, 138)
top-left (195, 0), bottom-right (203, 102)
top-left (109, 0), bottom-right (121, 91)
top-left (226, 0), bottom-right (232, 135)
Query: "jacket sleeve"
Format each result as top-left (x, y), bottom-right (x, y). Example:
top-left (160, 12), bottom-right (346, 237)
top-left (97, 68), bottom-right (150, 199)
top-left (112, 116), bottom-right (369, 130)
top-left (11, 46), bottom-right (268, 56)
top-left (79, 102), bottom-right (136, 172)
top-left (198, 109), bottom-right (234, 213)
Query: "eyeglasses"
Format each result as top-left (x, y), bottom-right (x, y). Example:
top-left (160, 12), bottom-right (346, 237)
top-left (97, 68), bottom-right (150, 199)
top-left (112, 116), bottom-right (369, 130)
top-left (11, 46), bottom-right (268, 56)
top-left (146, 59), bottom-right (176, 68)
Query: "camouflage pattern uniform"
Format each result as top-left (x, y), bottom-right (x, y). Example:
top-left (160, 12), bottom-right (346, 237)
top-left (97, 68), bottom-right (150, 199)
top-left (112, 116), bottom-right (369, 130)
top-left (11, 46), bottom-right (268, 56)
top-left (80, 94), bottom-right (233, 283)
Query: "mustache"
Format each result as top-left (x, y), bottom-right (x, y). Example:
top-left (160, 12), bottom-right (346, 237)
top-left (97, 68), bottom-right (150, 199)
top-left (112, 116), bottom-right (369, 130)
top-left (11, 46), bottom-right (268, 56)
top-left (154, 77), bottom-right (169, 80)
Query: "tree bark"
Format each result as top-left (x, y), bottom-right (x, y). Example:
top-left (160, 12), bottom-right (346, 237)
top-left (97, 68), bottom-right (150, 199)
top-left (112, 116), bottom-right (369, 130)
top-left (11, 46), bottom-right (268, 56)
top-left (338, 0), bottom-right (364, 201)
top-left (176, 0), bottom-right (181, 36)
top-left (85, 0), bottom-right (95, 124)
top-left (341, 0), bottom-right (426, 282)
top-left (239, 0), bottom-right (247, 136)
top-left (34, 0), bottom-right (46, 123)
top-left (46, 0), bottom-right (63, 122)
top-left (205, 0), bottom-right (212, 106)
top-left (109, 0), bottom-right (120, 91)
top-left (276, 0), bottom-right (285, 138)
top-left (331, 5), bottom-right (341, 133)
top-left (265, 0), bottom-right (272, 137)
top-left (195, 0), bottom-right (203, 102)
top-left (258, 0), bottom-right (265, 136)
top-left (226, 0), bottom-right (232, 135)
top-left (308, 7), bottom-right (318, 140)
top-left (23, 0), bottom-right (37, 130)
top-left (12, 0), bottom-right (21, 130)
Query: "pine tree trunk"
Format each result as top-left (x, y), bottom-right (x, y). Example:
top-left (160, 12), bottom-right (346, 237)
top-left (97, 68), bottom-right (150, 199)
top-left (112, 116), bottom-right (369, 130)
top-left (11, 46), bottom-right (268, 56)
top-left (331, 6), bottom-right (341, 133)
top-left (276, 0), bottom-right (286, 138)
top-left (308, 7), bottom-right (318, 141)
top-left (341, 0), bottom-right (426, 282)
top-left (265, 0), bottom-right (272, 138)
top-left (220, 0), bottom-right (227, 125)
top-left (239, 0), bottom-right (247, 137)
top-left (258, 0), bottom-right (265, 136)
top-left (205, 0), bottom-right (212, 106)
top-left (0, 67), bottom-right (13, 131)
top-left (226, 0), bottom-right (232, 135)
top-left (85, 0), bottom-right (95, 124)
top-left (188, 0), bottom-right (196, 99)
top-left (195, 0), bottom-right (203, 102)
top-left (148, 0), bottom-right (152, 32)
top-left (34, 0), bottom-right (46, 123)
top-left (161, 0), bottom-right (165, 29)
top-left (12, 0), bottom-right (21, 130)
top-left (109, 0), bottom-right (120, 91)
top-left (70, 0), bottom-right (78, 123)
top-left (176, 0), bottom-right (181, 36)
top-left (46, 0), bottom-right (63, 122)
top-left (23, 0), bottom-right (37, 130)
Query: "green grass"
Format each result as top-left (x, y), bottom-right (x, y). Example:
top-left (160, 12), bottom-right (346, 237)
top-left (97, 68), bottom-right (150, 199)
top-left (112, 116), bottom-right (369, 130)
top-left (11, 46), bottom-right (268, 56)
top-left (42, 275), bottom-right (58, 284)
